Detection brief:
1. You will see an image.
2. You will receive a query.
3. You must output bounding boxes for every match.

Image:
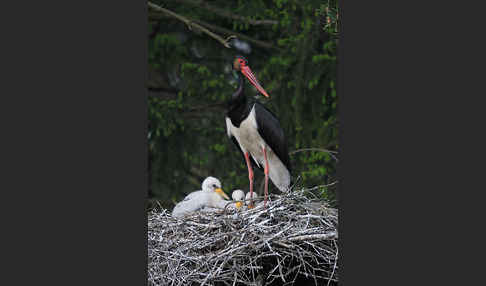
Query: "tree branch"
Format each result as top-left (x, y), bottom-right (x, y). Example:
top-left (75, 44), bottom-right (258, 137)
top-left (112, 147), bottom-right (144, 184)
top-left (172, 0), bottom-right (278, 25)
top-left (148, 2), bottom-right (234, 48)
top-left (290, 148), bottom-right (338, 154)
top-left (192, 18), bottom-right (279, 51)
top-left (289, 148), bottom-right (339, 161)
top-left (149, 9), bottom-right (278, 51)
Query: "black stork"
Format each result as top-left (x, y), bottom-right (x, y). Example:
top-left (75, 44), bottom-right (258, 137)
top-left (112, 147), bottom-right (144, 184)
top-left (225, 55), bottom-right (291, 208)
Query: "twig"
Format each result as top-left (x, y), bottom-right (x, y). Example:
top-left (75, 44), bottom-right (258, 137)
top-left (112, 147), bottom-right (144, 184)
top-left (147, 2), bottom-right (233, 48)
top-left (192, 19), bottom-right (279, 51)
top-left (285, 232), bottom-right (338, 242)
top-left (306, 181), bottom-right (339, 191)
top-left (327, 240), bottom-right (338, 286)
top-left (289, 147), bottom-right (339, 162)
top-left (289, 148), bottom-right (338, 155)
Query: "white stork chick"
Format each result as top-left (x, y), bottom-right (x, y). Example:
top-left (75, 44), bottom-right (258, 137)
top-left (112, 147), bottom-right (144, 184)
top-left (171, 176), bottom-right (230, 218)
top-left (198, 189), bottom-right (245, 217)
top-left (245, 191), bottom-right (262, 209)
top-left (203, 189), bottom-right (246, 214)
top-left (231, 189), bottom-right (245, 210)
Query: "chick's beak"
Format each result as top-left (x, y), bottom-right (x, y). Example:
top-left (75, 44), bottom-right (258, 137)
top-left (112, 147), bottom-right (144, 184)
top-left (215, 188), bottom-right (230, 200)
top-left (235, 201), bottom-right (243, 209)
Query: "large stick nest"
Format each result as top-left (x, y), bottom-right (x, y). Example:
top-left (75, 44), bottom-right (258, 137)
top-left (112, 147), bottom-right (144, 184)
top-left (148, 188), bottom-right (339, 286)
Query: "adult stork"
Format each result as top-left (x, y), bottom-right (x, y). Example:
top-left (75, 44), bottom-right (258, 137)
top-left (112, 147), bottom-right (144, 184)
top-left (171, 176), bottom-right (230, 218)
top-left (225, 56), bottom-right (291, 208)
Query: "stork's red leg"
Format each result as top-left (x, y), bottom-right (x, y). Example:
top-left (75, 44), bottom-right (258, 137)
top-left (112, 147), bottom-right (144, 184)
top-left (244, 152), bottom-right (254, 208)
top-left (263, 147), bottom-right (269, 208)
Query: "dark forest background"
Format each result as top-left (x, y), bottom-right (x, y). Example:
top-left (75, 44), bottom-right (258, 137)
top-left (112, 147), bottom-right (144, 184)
top-left (148, 0), bottom-right (339, 210)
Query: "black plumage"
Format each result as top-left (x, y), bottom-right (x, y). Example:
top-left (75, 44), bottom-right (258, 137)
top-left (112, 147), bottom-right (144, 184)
top-left (254, 102), bottom-right (291, 174)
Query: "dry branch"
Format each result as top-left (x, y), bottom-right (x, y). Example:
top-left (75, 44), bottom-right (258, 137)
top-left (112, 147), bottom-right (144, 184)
top-left (192, 18), bottom-right (279, 51)
top-left (149, 8), bottom-right (277, 51)
top-left (148, 2), bottom-right (234, 48)
top-left (148, 188), bottom-right (339, 285)
top-left (289, 148), bottom-right (339, 162)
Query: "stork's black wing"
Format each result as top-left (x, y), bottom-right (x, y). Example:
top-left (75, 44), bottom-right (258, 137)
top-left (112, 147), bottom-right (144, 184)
top-left (254, 102), bottom-right (291, 173)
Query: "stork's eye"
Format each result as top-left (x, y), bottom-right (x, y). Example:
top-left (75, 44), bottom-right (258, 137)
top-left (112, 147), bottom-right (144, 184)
top-left (212, 184), bottom-right (217, 188)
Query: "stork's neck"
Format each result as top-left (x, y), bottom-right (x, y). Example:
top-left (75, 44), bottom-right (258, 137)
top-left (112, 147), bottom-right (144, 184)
top-left (227, 72), bottom-right (254, 127)
top-left (231, 72), bottom-right (245, 102)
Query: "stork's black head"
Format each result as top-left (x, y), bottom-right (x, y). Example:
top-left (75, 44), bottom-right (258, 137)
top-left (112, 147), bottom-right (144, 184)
top-left (232, 55), bottom-right (248, 72)
top-left (231, 55), bottom-right (269, 98)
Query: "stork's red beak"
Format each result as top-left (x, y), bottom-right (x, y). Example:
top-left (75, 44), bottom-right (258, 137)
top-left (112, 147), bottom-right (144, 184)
top-left (240, 65), bottom-right (269, 98)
